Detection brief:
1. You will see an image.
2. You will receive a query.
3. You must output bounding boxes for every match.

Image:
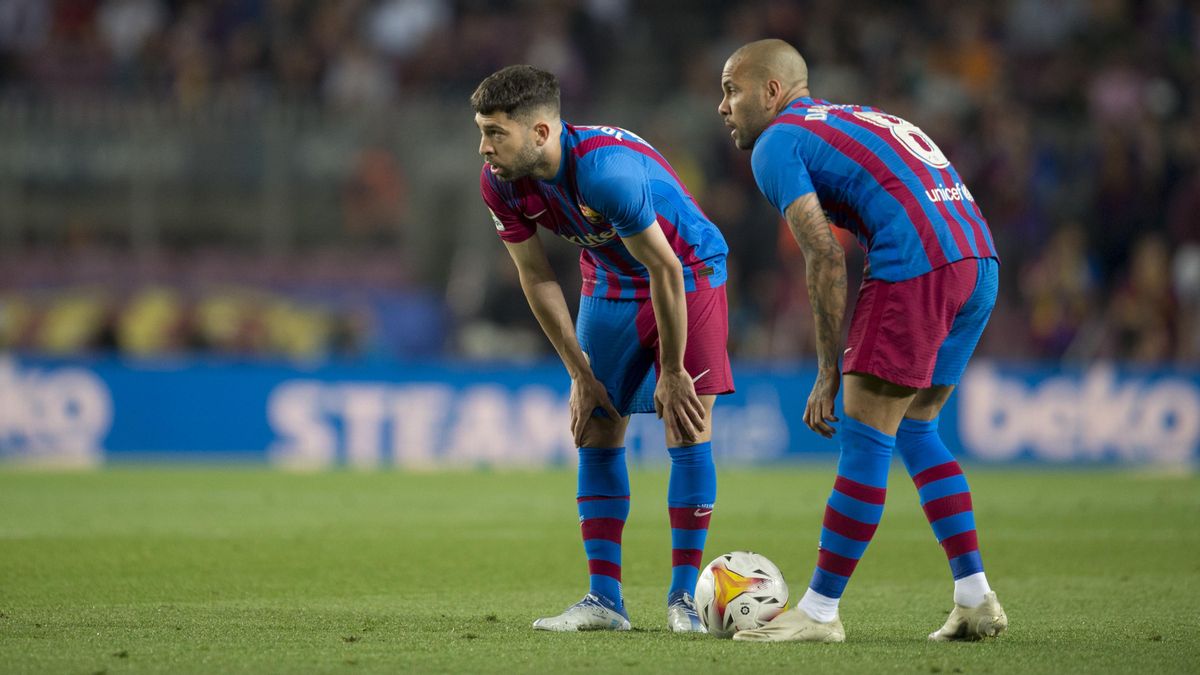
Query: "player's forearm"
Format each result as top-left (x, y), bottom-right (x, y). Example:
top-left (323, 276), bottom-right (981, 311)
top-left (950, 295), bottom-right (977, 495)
top-left (784, 195), bottom-right (847, 372)
top-left (518, 275), bottom-right (591, 380)
top-left (805, 248), bottom-right (847, 371)
top-left (646, 261), bottom-right (689, 372)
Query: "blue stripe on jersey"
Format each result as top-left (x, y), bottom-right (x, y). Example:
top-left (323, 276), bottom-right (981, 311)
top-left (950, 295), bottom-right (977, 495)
top-left (926, 168), bottom-right (981, 258)
top-left (821, 115), bottom-right (966, 266)
top-left (766, 98), bottom-right (996, 281)
top-left (483, 122), bottom-right (728, 299)
top-left (573, 144), bottom-right (725, 293)
top-left (566, 124), bottom-right (728, 297)
top-left (781, 126), bottom-right (935, 277)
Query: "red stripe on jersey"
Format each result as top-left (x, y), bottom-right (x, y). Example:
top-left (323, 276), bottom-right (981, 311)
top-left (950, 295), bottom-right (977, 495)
top-left (922, 492), bottom-right (974, 523)
top-left (590, 236), bottom-right (649, 298)
top-left (580, 518), bottom-right (626, 543)
top-left (478, 166), bottom-right (537, 244)
top-left (823, 505), bottom-right (880, 541)
top-left (913, 461), bottom-right (963, 489)
top-left (827, 116), bottom-right (974, 261)
top-left (834, 475), bottom-right (887, 505)
top-left (655, 214), bottom-right (712, 290)
top-left (817, 548), bottom-right (860, 577)
top-left (826, 198), bottom-right (871, 239)
top-left (779, 115), bottom-right (949, 270)
top-left (965, 197), bottom-right (998, 258)
top-left (940, 530), bottom-right (979, 558)
top-left (545, 184), bottom-right (629, 299)
top-left (933, 165), bottom-right (992, 259)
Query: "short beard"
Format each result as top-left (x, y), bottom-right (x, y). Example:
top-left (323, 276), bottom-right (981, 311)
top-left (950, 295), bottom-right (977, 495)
top-left (504, 136), bottom-right (547, 180)
top-left (736, 107), bottom-right (772, 150)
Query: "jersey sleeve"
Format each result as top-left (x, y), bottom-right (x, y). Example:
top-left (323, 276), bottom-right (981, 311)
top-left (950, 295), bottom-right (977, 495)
top-left (750, 127), bottom-right (816, 217)
top-left (578, 154), bottom-right (657, 238)
top-left (478, 165), bottom-right (536, 244)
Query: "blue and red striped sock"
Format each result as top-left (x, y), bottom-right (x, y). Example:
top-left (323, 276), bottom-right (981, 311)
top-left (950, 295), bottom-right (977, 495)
top-left (802, 417), bottom-right (894, 621)
top-left (896, 417), bottom-right (991, 606)
top-left (577, 446), bottom-right (630, 612)
top-left (667, 441), bottom-right (716, 600)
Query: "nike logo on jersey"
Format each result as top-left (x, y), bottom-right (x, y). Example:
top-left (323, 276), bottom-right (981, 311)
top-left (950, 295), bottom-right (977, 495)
top-left (523, 209), bottom-right (547, 220)
top-left (691, 369), bottom-right (711, 384)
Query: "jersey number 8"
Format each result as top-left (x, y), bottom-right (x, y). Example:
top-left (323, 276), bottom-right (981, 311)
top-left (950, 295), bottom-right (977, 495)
top-left (853, 111), bottom-right (951, 169)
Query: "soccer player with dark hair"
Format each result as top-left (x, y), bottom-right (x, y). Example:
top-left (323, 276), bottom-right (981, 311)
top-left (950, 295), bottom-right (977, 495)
top-left (718, 39), bottom-right (1007, 643)
top-left (472, 65), bottom-right (734, 632)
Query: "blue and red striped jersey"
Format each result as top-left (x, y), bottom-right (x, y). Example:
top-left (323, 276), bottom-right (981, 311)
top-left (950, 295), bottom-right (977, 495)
top-left (751, 97), bottom-right (998, 282)
top-left (480, 121), bottom-right (728, 299)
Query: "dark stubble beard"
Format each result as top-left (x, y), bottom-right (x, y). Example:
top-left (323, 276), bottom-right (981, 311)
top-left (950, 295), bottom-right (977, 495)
top-left (506, 134), bottom-right (549, 180)
top-left (736, 106), bottom-right (771, 150)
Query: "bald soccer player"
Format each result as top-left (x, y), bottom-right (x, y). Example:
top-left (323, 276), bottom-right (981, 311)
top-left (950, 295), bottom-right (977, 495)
top-left (717, 39), bottom-right (1007, 643)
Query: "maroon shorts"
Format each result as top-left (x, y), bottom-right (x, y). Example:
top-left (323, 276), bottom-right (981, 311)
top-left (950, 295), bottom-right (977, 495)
top-left (636, 285), bottom-right (735, 396)
top-left (843, 257), bottom-right (997, 389)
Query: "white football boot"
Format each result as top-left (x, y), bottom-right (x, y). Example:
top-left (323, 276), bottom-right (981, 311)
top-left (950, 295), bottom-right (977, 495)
top-left (666, 590), bottom-right (706, 633)
top-left (928, 591), bottom-right (1008, 641)
top-left (532, 593), bottom-right (631, 631)
top-left (732, 607), bottom-right (846, 643)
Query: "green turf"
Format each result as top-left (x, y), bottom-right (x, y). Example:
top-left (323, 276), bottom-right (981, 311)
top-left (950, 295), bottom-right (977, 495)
top-left (0, 467), bottom-right (1197, 674)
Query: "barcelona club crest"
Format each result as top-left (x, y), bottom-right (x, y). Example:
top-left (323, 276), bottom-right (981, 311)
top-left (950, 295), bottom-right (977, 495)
top-left (578, 203), bottom-right (605, 224)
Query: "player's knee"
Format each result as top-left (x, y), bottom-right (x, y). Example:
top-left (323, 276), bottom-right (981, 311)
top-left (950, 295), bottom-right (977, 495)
top-left (578, 416), bottom-right (628, 448)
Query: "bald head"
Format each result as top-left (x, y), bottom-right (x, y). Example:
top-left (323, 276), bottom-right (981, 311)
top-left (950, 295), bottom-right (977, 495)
top-left (718, 40), bottom-right (811, 150)
top-left (727, 39), bottom-right (809, 93)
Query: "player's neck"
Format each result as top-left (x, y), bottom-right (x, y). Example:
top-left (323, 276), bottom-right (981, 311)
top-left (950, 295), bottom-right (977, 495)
top-left (534, 121), bottom-right (564, 181)
top-left (775, 86), bottom-right (811, 115)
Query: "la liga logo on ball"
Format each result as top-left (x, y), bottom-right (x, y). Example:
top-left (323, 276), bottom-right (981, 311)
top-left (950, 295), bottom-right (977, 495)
top-left (694, 551), bottom-right (789, 638)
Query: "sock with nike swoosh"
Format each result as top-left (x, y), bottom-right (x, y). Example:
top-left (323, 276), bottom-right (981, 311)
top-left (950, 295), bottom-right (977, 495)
top-left (667, 441), bottom-right (717, 600)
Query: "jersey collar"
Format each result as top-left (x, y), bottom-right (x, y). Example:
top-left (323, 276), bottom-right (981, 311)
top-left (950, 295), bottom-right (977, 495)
top-left (783, 96), bottom-right (816, 112)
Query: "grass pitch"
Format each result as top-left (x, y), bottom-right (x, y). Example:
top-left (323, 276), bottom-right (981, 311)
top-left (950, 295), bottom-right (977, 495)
top-left (0, 466), bottom-right (1197, 674)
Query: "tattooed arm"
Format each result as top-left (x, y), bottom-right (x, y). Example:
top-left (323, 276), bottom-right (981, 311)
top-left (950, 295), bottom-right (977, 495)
top-left (784, 192), bottom-right (847, 438)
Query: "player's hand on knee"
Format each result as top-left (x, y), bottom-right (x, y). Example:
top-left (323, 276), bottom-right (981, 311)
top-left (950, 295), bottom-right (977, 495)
top-left (569, 376), bottom-right (621, 447)
top-left (654, 369), bottom-right (706, 444)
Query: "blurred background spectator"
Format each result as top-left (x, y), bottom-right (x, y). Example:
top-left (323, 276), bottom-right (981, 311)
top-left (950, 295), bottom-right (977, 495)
top-left (0, 0), bottom-right (1195, 365)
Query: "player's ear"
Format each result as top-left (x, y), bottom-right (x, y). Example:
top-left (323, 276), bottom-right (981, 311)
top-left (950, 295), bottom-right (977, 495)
top-left (532, 119), bottom-right (552, 146)
top-left (765, 78), bottom-right (783, 105)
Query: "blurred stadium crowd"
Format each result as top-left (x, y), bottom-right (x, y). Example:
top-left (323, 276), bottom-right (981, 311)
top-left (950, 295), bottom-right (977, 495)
top-left (0, 0), bottom-right (1197, 364)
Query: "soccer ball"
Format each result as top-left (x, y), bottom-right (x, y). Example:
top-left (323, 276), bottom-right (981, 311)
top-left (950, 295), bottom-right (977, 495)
top-left (694, 551), bottom-right (789, 638)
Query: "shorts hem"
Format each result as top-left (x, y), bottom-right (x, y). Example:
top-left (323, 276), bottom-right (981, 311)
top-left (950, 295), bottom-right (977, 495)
top-left (844, 362), bottom-right (931, 390)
